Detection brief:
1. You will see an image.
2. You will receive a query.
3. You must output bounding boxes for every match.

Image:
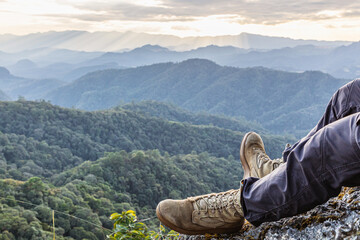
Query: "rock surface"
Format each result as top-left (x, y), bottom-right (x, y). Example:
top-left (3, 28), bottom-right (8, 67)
top-left (180, 187), bottom-right (360, 239)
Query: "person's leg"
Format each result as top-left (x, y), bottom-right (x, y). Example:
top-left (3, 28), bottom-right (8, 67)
top-left (283, 79), bottom-right (360, 161)
top-left (156, 80), bottom-right (360, 234)
top-left (241, 112), bottom-right (360, 226)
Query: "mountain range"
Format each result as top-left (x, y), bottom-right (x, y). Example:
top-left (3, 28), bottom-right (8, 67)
top-left (7, 59), bottom-right (121, 82)
top-left (44, 59), bottom-right (349, 136)
top-left (0, 66), bottom-right (65, 100)
top-left (0, 31), bottom-right (350, 53)
top-left (0, 59), bottom-right (350, 136)
top-left (80, 43), bottom-right (360, 79)
top-left (0, 30), bottom-right (356, 239)
top-left (3, 42), bottom-right (360, 81)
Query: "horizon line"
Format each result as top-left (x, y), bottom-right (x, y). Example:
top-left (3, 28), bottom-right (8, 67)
top-left (0, 30), bottom-right (354, 43)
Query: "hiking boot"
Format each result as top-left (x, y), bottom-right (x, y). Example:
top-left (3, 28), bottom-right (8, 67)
top-left (156, 189), bottom-right (244, 235)
top-left (240, 132), bottom-right (284, 179)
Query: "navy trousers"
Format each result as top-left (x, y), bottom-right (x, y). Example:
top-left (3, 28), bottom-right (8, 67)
top-left (241, 79), bottom-right (360, 226)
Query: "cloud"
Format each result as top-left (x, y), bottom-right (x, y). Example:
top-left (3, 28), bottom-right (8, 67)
top-left (160, 0), bottom-right (360, 23)
top-left (171, 25), bottom-right (194, 31)
top-left (50, 1), bottom-right (196, 22)
top-left (343, 10), bottom-right (360, 18)
top-left (48, 0), bottom-right (360, 25)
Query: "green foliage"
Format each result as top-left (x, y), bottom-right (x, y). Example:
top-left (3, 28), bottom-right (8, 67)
top-left (0, 100), bottom-right (293, 239)
top-left (119, 100), bottom-right (267, 134)
top-left (53, 150), bottom-right (243, 209)
top-left (0, 149), bottom-right (246, 239)
top-left (108, 210), bottom-right (179, 240)
top-left (0, 101), bottom-right (291, 162)
top-left (0, 131), bottom-right (82, 180)
top-left (0, 178), bottom-right (107, 239)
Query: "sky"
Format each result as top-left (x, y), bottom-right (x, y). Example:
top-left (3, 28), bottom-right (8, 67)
top-left (0, 0), bottom-right (360, 41)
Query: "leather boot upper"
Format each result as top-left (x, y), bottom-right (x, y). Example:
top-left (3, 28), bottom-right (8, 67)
top-left (156, 189), bottom-right (244, 235)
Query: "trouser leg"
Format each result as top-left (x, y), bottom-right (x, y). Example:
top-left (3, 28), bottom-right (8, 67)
top-left (283, 79), bottom-right (360, 162)
top-left (307, 79), bottom-right (360, 137)
top-left (241, 113), bottom-right (360, 226)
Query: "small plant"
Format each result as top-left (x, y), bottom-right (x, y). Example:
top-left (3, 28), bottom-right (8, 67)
top-left (108, 210), bottom-right (179, 239)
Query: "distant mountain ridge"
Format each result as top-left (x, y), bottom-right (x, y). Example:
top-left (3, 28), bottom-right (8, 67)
top-left (0, 89), bottom-right (10, 101)
top-left (119, 101), bottom-right (267, 134)
top-left (83, 44), bottom-right (248, 68)
top-left (7, 59), bottom-right (121, 82)
top-left (2, 42), bottom-right (360, 81)
top-left (0, 47), bottom-right (103, 67)
top-left (82, 43), bottom-right (360, 79)
top-left (46, 59), bottom-right (349, 136)
top-left (0, 66), bottom-right (65, 100)
top-left (0, 100), bottom-right (289, 160)
top-left (0, 31), bottom-right (350, 52)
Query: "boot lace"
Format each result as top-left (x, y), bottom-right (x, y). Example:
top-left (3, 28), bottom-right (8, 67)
top-left (255, 152), bottom-right (270, 168)
top-left (190, 189), bottom-right (241, 212)
top-left (256, 151), bottom-right (284, 170)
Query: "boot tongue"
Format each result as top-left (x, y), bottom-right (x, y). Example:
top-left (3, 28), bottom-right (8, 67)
top-left (233, 190), bottom-right (243, 216)
top-left (197, 199), bottom-right (209, 210)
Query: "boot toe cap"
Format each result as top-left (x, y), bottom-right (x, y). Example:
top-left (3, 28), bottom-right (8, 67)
top-left (245, 132), bottom-right (264, 147)
top-left (156, 199), bottom-right (194, 231)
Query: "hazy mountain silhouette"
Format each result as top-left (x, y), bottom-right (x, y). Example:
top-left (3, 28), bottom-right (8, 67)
top-left (0, 66), bottom-right (65, 99)
top-left (0, 89), bottom-right (10, 100)
top-left (83, 44), bottom-right (248, 68)
top-left (8, 59), bottom-right (121, 82)
top-left (228, 43), bottom-right (360, 79)
top-left (0, 47), bottom-right (103, 66)
top-left (83, 45), bottom-right (178, 67)
top-left (0, 31), bottom-right (349, 52)
top-left (82, 43), bottom-right (360, 79)
top-left (2, 41), bottom-right (360, 81)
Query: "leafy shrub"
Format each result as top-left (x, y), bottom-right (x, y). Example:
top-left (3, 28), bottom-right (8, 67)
top-left (108, 210), bottom-right (179, 240)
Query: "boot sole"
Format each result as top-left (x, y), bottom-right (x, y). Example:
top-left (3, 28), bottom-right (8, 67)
top-left (156, 204), bottom-right (243, 235)
top-left (240, 132), bottom-right (253, 179)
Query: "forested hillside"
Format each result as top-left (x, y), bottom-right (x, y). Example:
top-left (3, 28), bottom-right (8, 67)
top-left (119, 100), bottom-right (267, 134)
top-left (0, 101), bottom-right (289, 160)
top-left (46, 59), bottom-right (349, 136)
top-left (0, 150), bottom-right (242, 239)
top-left (0, 100), bottom-right (292, 239)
